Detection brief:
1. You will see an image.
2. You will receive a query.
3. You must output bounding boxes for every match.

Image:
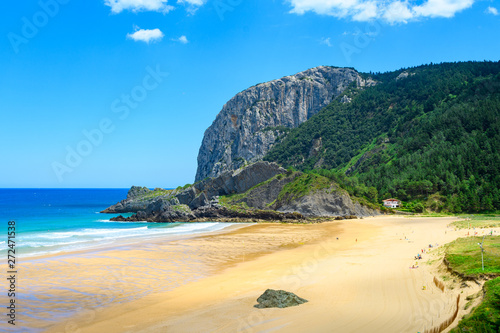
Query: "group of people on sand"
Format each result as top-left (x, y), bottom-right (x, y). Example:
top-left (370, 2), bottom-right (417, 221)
top-left (411, 252), bottom-right (422, 269)
top-left (410, 243), bottom-right (441, 269)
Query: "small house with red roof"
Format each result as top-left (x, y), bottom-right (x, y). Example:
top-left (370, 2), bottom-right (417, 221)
top-left (383, 198), bottom-right (401, 208)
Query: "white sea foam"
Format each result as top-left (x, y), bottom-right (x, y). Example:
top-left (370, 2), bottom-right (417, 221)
top-left (12, 222), bottom-right (234, 258)
top-left (31, 227), bottom-right (149, 240)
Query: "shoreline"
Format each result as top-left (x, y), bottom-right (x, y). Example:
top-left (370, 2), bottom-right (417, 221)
top-left (20, 221), bottom-right (251, 262)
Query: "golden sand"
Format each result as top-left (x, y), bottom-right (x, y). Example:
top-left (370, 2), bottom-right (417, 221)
top-left (20, 216), bottom-right (496, 333)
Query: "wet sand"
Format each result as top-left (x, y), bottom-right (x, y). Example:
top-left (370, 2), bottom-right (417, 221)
top-left (15, 222), bottom-right (335, 332)
top-left (17, 216), bottom-right (496, 333)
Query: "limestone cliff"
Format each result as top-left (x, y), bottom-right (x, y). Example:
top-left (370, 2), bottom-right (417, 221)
top-left (195, 66), bottom-right (375, 181)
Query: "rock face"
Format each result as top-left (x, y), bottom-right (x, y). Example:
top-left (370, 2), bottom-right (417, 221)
top-left (103, 162), bottom-right (305, 222)
top-left (254, 289), bottom-right (308, 309)
top-left (230, 174), bottom-right (297, 210)
top-left (229, 174), bottom-right (379, 217)
top-left (196, 66), bottom-right (376, 181)
top-left (194, 161), bottom-right (286, 198)
top-left (275, 188), bottom-right (377, 217)
top-left (104, 164), bottom-right (379, 222)
top-left (127, 186), bottom-right (151, 199)
top-left (101, 161), bottom-right (286, 215)
top-left (100, 186), bottom-right (153, 213)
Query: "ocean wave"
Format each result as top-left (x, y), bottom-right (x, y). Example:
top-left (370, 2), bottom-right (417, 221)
top-left (11, 222), bottom-right (233, 257)
top-left (155, 222), bottom-right (220, 234)
top-left (21, 239), bottom-right (91, 248)
top-left (29, 226), bottom-right (150, 240)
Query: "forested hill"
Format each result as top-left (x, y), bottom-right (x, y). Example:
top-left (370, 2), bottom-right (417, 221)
top-left (264, 61), bottom-right (500, 213)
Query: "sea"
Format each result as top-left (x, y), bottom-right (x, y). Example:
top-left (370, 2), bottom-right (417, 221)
top-left (0, 188), bottom-right (233, 258)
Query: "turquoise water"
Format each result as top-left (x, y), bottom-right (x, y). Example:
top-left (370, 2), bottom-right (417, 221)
top-left (0, 189), bottom-right (231, 257)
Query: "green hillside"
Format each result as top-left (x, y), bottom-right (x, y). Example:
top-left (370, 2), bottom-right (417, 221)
top-left (264, 61), bottom-right (500, 213)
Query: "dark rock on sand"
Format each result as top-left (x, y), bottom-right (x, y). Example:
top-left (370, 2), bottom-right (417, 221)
top-left (254, 289), bottom-right (308, 309)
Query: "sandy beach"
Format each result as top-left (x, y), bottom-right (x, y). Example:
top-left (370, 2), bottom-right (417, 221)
top-left (20, 216), bottom-right (497, 333)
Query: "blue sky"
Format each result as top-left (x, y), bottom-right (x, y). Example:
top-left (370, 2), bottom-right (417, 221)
top-left (1, 0), bottom-right (499, 188)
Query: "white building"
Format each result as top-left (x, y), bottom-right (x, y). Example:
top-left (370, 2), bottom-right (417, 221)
top-left (383, 199), bottom-right (401, 208)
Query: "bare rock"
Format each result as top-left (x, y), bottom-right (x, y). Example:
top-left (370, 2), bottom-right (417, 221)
top-left (254, 289), bottom-right (308, 309)
top-left (196, 66), bottom-right (376, 181)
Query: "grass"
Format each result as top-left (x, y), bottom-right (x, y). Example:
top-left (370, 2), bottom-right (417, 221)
top-left (220, 174), bottom-right (284, 206)
top-left (450, 215), bottom-right (500, 229)
top-left (418, 212), bottom-right (454, 217)
top-left (450, 278), bottom-right (500, 333)
top-left (351, 195), bottom-right (380, 211)
top-left (445, 236), bottom-right (500, 332)
top-left (221, 171), bottom-right (379, 213)
top-left (175, 183), bottom-right (192, 191)
top-left (218, 197), bottom-right (251, 212)
top-left (137, 189), bottom-right (173, 201)
top-left (339, 137), bottom-right (378, 174)
top-left (223, 172), bottom-right (338, 207)
top-left (171, 204), bottom-right (191, 213)
top-left (276, 173), bottom-right (337, 205)
top-left (444, 236), bottom-right (500, 276)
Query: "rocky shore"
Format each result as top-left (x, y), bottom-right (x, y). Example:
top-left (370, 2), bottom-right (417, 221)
top-left (102, 162), bottom-right (380, 223)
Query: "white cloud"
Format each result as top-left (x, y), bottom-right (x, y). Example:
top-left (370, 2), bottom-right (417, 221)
top-left (105, 0), bottom-right (206, 14)
top-left (352, 1), bottom-right (379, 21)
top-left (287, 0), bottom-right (477, 23)
top-left (173, 35), bottom-right (189, 44)
top-left (127, 28), bottom-right (164, 43)
top-left (486, 6), bottom-right (498, 15)
top-left (177, 0), bottom-right (206, 14)
top-left (289, 0), bottom-right (359, 16)
top-left (383, 1), bottom-right (414, 23)
top-left (413, 0), bottom-right (474, 18)
top-left (321, 37), bottom-right (333, 46)
top-left (177, 0), bottom-right (205, 5)
top-left (105, 0), bottom-right (174, 13)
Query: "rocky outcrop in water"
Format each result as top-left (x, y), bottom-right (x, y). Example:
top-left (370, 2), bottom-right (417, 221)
top-left (100, 186), bottom-right (154, 213)
top-left (101, 162), bottom-right (285, 214)
top-left (102, 162), bottom-right (379, 222)
top-left (103, 163), bottom-right (379, 223)
top-left (196, 66), bottom-right (376, 182)
top-left (103, 162), bottom-right (301, 222)
top-left (113, 205), bottom-right (304, 223)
